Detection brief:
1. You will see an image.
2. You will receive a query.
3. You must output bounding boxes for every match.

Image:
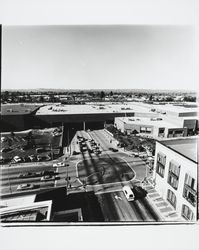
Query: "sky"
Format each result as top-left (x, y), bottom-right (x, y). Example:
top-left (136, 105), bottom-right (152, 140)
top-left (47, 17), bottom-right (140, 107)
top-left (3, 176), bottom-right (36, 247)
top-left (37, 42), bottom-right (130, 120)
top-left (2, 25), bottom-right (197, 91)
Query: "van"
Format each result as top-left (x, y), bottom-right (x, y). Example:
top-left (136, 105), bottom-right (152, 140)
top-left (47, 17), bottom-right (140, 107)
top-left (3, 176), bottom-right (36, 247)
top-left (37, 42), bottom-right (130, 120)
top-left (122, 185), bottom-right (135, 201)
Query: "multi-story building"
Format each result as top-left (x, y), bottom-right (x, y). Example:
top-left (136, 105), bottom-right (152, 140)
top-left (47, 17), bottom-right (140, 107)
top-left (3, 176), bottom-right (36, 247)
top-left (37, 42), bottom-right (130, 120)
top-left (153, 138), bottom-right (198, 221)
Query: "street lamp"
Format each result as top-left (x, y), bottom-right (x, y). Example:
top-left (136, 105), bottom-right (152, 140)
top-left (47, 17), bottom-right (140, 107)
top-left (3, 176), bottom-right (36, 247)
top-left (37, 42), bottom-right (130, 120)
top-left (7, 163), bottom-right (12, 194)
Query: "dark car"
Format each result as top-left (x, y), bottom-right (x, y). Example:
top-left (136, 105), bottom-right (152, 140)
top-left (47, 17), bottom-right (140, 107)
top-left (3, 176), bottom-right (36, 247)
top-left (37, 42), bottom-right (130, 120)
top-left (109, 147), bottom-right (118, 152)
top-left (72, 151), bottom-right (80, 155)
top-left (132, 186), bottom-right (148, 199)
top-left (41, 170), bottom-right (58, 176)
top-left (1, 147), bottom-right (13, 153)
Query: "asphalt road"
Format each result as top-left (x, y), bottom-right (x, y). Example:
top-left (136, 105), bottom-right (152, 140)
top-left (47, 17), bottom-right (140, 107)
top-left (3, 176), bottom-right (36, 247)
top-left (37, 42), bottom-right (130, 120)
top-left (97, 190), bottom-right (161, 221)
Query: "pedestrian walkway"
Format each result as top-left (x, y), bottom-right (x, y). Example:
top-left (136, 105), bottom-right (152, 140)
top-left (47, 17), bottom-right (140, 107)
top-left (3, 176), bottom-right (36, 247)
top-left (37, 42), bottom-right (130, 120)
top-left (143, 178), bottom-right (184, 222)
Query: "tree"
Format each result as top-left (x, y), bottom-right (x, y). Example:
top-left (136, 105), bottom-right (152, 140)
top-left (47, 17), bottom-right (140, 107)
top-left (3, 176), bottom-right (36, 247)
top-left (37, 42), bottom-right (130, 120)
top-left (149, 95), bottom-right (153, 101)
top-left (100, 91), bottom-right (105, 100)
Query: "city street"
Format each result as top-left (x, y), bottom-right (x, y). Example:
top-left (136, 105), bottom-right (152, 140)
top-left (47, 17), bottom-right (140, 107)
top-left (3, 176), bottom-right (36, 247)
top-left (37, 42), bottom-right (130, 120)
top-left (0, 128), bottom-right (159, 221)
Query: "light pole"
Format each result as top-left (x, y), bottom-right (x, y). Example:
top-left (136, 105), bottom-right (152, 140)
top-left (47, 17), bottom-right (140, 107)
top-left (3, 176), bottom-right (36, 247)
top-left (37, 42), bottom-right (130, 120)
top-left (65, 164), bottom-right (71, 196)
top-left (7, 163), bottom-right (12, 194)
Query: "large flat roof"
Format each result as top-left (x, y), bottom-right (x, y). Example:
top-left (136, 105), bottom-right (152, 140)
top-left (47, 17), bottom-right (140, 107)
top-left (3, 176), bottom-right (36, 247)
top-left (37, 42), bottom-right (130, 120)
top-left (36, 103), bottom-right (151, 115)
top-left (161, 137), bottom-right (198, 163)
top-left (116, 116), bottom-right (180, 129)
top-left (128, 102), bottom-right (199, 115)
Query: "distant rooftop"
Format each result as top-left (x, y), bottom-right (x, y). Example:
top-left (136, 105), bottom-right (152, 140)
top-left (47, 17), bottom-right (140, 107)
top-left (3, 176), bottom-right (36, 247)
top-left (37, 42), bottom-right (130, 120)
top-left (1, 104), bottom-right (41, 115)
top-left (116, 116), bottom-right (180, 129)
top-left (130, 102), bottom-right (199, 116)
top-left (161, 138), bottom-right (198, 163)
top-left (150, 104), bottom-right (199, 115)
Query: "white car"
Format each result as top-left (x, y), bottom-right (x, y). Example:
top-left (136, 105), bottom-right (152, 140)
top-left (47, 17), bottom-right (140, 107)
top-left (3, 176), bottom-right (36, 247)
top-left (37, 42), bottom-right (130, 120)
top-left (17, 184), bottom-right (36, 191)
top-left (53, 162), bottom-right (66, 167)
top-left (13, 156), bottom-right (22, 163)
top-left (40, 175), bottom-right (55, 181)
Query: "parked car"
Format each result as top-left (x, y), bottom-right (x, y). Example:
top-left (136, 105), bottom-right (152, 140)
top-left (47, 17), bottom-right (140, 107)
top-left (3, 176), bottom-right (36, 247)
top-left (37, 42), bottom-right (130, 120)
top-left (13, 156), bottom-right (22, 163)
top-left (41, 170), bottom-right (57, 176)
top-left (40, 175), bottom-right (55, 181)
top-left (109, 147), bottom-right (118, 152)
top-left (72, 151), bottom-right (80, 155)
top-left (1, 147), bottom-right (12, 153)
top-left (36, 148), bottom-right (45, 154)
top-left (17, 184), bottom-right (37, 191)
top-left (53, 162), bottom-right (65, 167)
top-left (28, 155), bottom-right (36, 162)
top-left (37, 155), bottom-right (43, 161)
top-left (1, 137), bottom-right (7, 142)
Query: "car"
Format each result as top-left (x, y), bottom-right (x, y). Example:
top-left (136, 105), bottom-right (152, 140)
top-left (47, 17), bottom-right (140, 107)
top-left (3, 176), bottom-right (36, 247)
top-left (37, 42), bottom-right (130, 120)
top-left (17, 184), bottom-right (37, 191)
top-left (132, 152), bottom-right (139, 157)
top-left (53, 162), bottom-right (66, 167)
top-left (28, 155), bottom-right (36, 162)
top-left (36, 148), bottom-right (46, 154)
top-left (41, 170), bottom-right (57, 176)
top-left (109, 147), bottom-right (118, 152)
top-left (123, 185), bottom-right (135, 201)
top-left (18, 172), bottom-right (40, 178)
top-left (72, 151), bottom-right (80, 155)
top-left (22, 156), bottom-right (31, 162)
top-left (13, 156), bottom-right (22, 163)
top-left (37, 155), bottom-right (43, 161)
top-left (40, 175), bottom-right (55, 181)
top-left (1, 137), bottom-right (7, 142)
top-left (1, 147), bottom-right (12, 153)
top-left (132, 186), bottom-right (148, 199)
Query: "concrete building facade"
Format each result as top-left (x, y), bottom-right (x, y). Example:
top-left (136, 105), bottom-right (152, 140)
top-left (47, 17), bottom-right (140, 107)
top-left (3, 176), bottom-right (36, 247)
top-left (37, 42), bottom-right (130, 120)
top-left (153, 138), bottom-right (198, 221)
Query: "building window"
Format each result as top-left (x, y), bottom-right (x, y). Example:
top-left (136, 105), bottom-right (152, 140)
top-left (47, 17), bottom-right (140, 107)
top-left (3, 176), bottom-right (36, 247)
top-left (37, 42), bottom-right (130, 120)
top-left (158, 128), bottom-right (165, 137)
top-left (167, 189), bottom-right (176, 208)
top-left (146, 127), bottom-right (152, 134)
top-left (183, 174), bottom-right (196, 207)
top-left (140, 127), bottom-right (146, 132)
top-left (156, 152), bottom-right (166, 178)
top-left (181, 204), bottom-right (194, 221)
top-left (167, 161), bottom-right (180, 190)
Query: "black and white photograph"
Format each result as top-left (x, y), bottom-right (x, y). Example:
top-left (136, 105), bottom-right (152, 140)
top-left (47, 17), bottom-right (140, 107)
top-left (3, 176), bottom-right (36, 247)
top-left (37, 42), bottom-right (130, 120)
top-left (0, 0), bottom-right (199, 250)
top-left (1, 24), bottom-right (198, 224)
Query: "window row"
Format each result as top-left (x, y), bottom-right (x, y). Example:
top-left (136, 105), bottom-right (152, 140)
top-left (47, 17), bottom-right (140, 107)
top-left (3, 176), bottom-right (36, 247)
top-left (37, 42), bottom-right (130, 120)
top-left (167, 189), bottom-right (194, 221)
top-left (156, 153), bottom-right (196, 207)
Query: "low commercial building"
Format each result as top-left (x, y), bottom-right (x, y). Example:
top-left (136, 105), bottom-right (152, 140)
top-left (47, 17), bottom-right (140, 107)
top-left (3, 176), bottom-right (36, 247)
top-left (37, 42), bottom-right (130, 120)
top-left (114, 117), bottom-right (187, 139)
top-left (153, 138), bottom-right (198, 221)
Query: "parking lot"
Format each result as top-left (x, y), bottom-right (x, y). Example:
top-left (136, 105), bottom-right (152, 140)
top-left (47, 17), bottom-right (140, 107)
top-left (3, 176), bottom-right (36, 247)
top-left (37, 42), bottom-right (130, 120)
top-left (0, 127), bottom-right (63, 165)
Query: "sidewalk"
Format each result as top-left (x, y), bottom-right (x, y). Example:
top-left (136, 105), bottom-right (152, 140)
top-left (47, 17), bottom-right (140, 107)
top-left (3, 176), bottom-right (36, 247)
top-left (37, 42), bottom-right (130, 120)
top-left (143, 178), bottom-right (184, 222)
